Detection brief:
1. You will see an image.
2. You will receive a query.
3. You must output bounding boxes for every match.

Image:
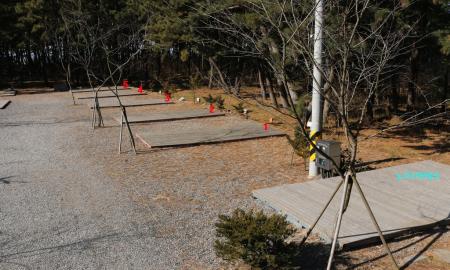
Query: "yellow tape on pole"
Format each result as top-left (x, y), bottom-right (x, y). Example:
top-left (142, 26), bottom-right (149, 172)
top-left (309, 129), bottom-right (321, 161)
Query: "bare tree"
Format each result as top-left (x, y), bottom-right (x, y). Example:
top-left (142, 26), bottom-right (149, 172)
top-left (200, 1), bottom-right (448, 268)
top-left (60, 0), bottom-right (150, 154)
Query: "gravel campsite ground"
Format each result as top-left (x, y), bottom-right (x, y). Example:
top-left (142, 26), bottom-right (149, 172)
top-left (0, 90), bottom-right (449, 269)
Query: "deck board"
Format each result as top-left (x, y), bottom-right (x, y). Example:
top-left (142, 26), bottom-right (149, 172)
top-left (114, 110), bottom-right (225, 124)
top-left (76, 92), bottom-right (146, 99)
top-left (88, 98), bottom-right (174, 108)
top-left (253, 160), bottom-right (450, 248)
top-left (136, 120), bottom-right (285, 148)
top-left (72, 87), bottom-right (136, 93)
top-left (0, 100), bottom-right (11, 109)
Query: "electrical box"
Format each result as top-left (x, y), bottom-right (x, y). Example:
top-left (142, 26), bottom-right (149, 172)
top-left (315, 140), bottom-right (341, 171)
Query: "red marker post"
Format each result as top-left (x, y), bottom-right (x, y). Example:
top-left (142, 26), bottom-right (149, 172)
top-left (164, 92), bottom-right (171, 102)
top-left (123, 79), bottom-right (129, 89)
top-left (263, 123), bottom-right (269, 131)
top-left (209, 103), bottom-right (215, 113)
top-left (138, 84), bottom-right (143, 93)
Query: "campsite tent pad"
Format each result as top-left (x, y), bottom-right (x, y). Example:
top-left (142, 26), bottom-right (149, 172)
top-left (253, 160), bottom-right (450, 248)
top-left (88, 98), bottom-right (174, 108)
top-left (114, 110), bottom-right (225, 124)
top-left (72, 87), bottom-right (136, 93)
top-left (76, 92), bottom-right (147, 99)
top-left (136, 119), bottom-right (285, 148)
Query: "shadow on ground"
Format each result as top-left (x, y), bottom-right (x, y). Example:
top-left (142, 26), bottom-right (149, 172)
top-left (0, 176), bottom-right (27, 185)
top-left (267, 241), bottom-right (351, 269)
top-left (346, 223), bottom-right (450, 269)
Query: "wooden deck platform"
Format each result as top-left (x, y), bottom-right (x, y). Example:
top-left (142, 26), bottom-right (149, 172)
top-left (76, 92), bottom-right (146, 99)
top-left (253, 160), bottom-right (450, 248)
top-left (72, 87), bottom-right (136, 93)
top-left (136, 120), bottom-right (285, 148)
top-left (114, 110), bottom-right (225, 124)
top-left (88, 98), bottom-right (174, 108)
top-left (0, 100), bottom-right (11, 109)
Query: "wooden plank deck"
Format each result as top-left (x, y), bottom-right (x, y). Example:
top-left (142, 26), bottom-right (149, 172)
top-left (253, 160), bottom-right (450, 248)
top-left (88, 98), bottom-right (174, 108)
top-left (76, 92), bottom-right (146, 99)
top-left (72, 87), bottom-right (136, 93)
top-left (114, 110), bottom-right (225, 124)
top-left (0, 100), bottom-right (11, 109)
top-left (136, 120), bottom-right (285, 148)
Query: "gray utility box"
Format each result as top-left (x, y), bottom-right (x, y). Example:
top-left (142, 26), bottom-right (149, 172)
top-left (315, 140), bottom-right (341, 171)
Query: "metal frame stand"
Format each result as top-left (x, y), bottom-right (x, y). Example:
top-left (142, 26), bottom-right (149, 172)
top-left (299, 172), bottom-right (399, 270)
top-left (118, 112), bottom-right (137, 155)
top-left (119, 114), bottom-right (124, 154)
top-left (91, 98), bottom-right (104, 129)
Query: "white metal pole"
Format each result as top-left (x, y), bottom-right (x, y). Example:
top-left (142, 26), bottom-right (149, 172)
top-left (309, 0), bottom-right (324, 177)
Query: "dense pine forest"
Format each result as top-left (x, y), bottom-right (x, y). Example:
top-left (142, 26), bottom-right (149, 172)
top-left (0, 0), bottom-right (448, 117)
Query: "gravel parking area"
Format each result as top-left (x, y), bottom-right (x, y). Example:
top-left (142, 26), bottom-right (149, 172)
top-left (0, 92), bottom-right (305, 269)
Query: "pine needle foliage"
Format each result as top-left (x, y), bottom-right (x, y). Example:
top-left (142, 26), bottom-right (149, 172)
top-left (214, 209), bottom-right (295, 269)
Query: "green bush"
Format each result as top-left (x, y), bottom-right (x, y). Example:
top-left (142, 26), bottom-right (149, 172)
top-left (215, 96), bottom-right (225, 110)
top-left (148, 79), bottom-right (163, 92)
top-left (189, 73), bottom-right (201, 90)
top-left (232, 102), bottom-right (245, 114)
top-left (288, 126), bottom-right (309, 160)
top-left (214, 209), bottom-right (295, 269)
top-left (203, 94), bottom-right (216, 104)
top-left (203, 95), bottom-right (225, 110)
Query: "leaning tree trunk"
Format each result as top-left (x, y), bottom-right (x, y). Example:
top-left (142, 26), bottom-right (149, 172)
top-left (258, 68), bottom-right (267, 100)
top-left (266, 75), bottom-right (278, 108)
top-left (208, 57), bottom-right (230, 93)
top-left (322, 68), bottom-right (335, 127)
top-left (274, 75), bottom-right (289, 108)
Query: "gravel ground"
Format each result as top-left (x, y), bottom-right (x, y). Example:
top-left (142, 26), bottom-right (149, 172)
top-left (0, 92), bottom-right (306, 269)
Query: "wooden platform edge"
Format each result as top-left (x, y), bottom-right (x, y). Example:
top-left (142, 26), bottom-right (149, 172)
top-left (72, 87), bottom-right (138, 93)
top-left (88, 101), bottom-right (175, 109)
top-left (114, 112), bottom-right (226, 124)
top-left (77, 93), bottom-right (147, 100)
top-left (341, 218), bottom-right (450, 250)
top-left (252, 191), bottom-right (450, 249)
top-left (137, 132), bottom-right (286, 149)
top-left (0, 100), bottom-right (11, 109)
top-left (136, 133), bottom-right (152, 149)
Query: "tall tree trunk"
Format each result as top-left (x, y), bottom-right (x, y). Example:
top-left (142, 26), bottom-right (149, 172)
top-left (366, 94), bottom-right (375, 123)
top-left (407, 48), bottom-right (418, 111)
top-left (208, 57), bottom-right (230, 93)
top-left (208, 64), bottom-right (214, 88)
top-left (39, 49), bottom-right (49, 86)
top-left (389, 74), bottom-right (399, 114)
top-left (274, 75), bottom-right (289, 108)
top-left (156, 53), bottom-right (162, 79)
top-left (443, 65), bottom-right (448, 112)
top-left (233, 76), bottom-right (241, 96)
top-left (287, 82), bottom-right (298, 104)
top-left (258, 68), bottom-right (267, 100)
top-left (322, 67), bottom-right (335, 127)
top-left (266, 75), bottom-right (278, 108)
